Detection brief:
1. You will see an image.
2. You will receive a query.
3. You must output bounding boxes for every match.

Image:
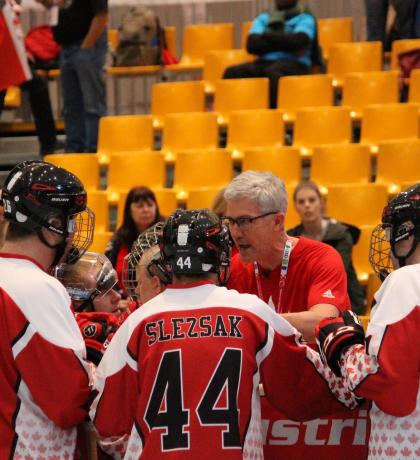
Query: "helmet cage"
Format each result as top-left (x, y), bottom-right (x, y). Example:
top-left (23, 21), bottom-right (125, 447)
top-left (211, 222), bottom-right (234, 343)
top-left (369, 223), bottom-right (393, 280)
top-left (370, 183), bottom-right (420, 279)
top-left (121, 222), bottom-right (169, 300)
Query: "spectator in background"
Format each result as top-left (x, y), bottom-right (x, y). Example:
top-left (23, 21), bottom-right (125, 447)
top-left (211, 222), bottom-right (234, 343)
top-left (36, 0), bottom-right (108, 152)
top-left (288, 181), bottom-right (365, 314)
top-left (223, 0), bottom-right (316, 108)
top-left (0, 0), bottom-right (59, 155)
top-left (365, 0), bottom-right (418, 51)
top-left (106, 186), bottom-right (165, 289)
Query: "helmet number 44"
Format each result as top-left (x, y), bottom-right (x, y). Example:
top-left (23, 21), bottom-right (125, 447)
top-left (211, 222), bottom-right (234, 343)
top-left (176, 256), bottom-right (192, 270)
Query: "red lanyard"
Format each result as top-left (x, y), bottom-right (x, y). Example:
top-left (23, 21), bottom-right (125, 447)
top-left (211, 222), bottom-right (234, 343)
top-left (253, 239), bottom-right (293, 313)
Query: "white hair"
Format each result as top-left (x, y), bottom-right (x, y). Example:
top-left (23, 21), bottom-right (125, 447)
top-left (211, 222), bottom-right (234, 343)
top-left (224, 171), bottom-right (288, 213)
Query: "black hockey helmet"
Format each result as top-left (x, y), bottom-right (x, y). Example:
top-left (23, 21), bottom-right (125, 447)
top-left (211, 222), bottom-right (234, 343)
top-left (161, 209), bottom-right (231, 284)
top-left (370, 183), bottom-right (420, 279)
top-left (1, 161), bottom-right (94, 263)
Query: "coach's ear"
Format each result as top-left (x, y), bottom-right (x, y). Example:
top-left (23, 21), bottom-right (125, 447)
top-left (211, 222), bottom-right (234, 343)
top-left (273, 211), bottom-right (286, 231)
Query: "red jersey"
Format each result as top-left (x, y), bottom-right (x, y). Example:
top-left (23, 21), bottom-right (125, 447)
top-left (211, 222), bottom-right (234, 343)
top-left (228, 237), bottom-right (367, 460)
top-left (91, 281), bottom-right (358, 459)
top-left (228, 237), bottom-right (350, 313)
top-left (0, 254), bottom-right (91, 459)
top-left (340, 264), bottom-right (420, 460)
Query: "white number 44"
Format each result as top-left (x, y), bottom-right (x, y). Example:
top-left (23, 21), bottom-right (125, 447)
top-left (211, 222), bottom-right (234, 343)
top-left (176, 256), bottom-right (192, 269)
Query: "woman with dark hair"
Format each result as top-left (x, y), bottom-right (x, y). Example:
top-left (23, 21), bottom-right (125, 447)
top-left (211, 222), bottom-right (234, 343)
top-left (287, 181), bottom-right (365, 314)
top-left (105, 186), bottom-right (164, 290)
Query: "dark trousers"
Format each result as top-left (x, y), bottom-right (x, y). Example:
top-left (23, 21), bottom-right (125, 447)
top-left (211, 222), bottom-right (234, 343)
top-left (0, 70), bottom-right (57, 155)
top-left (223, 59), bottom-right (310, 108)
top-left (365, 0), bottom-right (418, 50)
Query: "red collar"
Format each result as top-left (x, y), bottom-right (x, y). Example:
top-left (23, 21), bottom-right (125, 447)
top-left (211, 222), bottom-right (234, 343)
top-left (167, 280), bottom-right (216, 289)
top-left (0, 252), bottom-right (45, 271)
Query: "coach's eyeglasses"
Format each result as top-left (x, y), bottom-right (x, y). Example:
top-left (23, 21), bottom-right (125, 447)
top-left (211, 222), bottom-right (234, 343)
top-left (223, 211), bottom-right (279, 230)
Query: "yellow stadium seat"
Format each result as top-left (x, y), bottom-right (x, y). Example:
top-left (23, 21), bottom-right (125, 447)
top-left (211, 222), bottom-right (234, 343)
top-left (401, 180), bottom-right (420, 190)
top-left (241, 21), bottom-right (252, 49)
top-left (360, 103), bottom-right (420, 154)
top-left (87, 191), bottom-right (110, 232)
top-left (241, 147), bottom-right (301, 186)
top-left (117, 188), bottom-right (179, 225)
top-left (43, 153), bottom-right (100, 191)
top-left (203, 49), bottom-right (254, 94)
top-left (107, 152), bottom-right (166, 204)
top-left (342, 71), bottom-right (400, 120)
top-left (162, 112), bottom-right (219, 163)
top-left (164, 26), bottom-right (177, 58)
top-left (227, 109), bottom-right (284, 162)
top-left (311, 144), bottom-right (371, 191)
top-left (108, 29), bottom-right (119, 54)
top-left (285, 184), bottom-right (301, 229)
top-left (390, 38), bottom-right (420, 71)
top-left (4, 86), bottom-right (21, 108)
top-left (376, 140), bottom-right (420, 195)
top-left (317, 17), bottom-right (353, 60)
top-left (173, 150), bottom-right (233, 202)
top-left (326, 184), bottom-right (389, 227)
top-left (292, 106), bottom-right (352, 158)
top-left (352, 224), bottom-right (375, 285)
top-left (327, 41), bottom-right (382, 87)
top-left (214, 78), bottom-right (269, 126)
top-left (277, 74), bottom-right (334, 123)
top-left (151, 81), bottom-right (206, 130)
top-left (97, 115), bottom-right (154, 165)
top-left (408, 69), bottom-right (420, 102)
top-left (89, 231), bottom-right (113, 253)
top-left (167, 23), bottom-right (234, 69)
top-left (186, 186), bottom-right (222, 210)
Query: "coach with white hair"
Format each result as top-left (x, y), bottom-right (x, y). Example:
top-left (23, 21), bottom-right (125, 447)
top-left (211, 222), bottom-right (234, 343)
top-left (224, 170), bottom-right (350, 341)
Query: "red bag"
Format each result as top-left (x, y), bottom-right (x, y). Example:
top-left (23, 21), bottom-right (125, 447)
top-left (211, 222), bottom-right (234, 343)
top-left (24, 25), bottom-right (60, 62)
top-left (162, 47), bottom-right (179, 65)
top-left (398, 47), bottom-right (420, 79)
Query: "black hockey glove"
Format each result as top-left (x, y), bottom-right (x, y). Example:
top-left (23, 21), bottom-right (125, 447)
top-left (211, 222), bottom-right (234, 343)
top-left (315, 311), bottom-right (365, 377)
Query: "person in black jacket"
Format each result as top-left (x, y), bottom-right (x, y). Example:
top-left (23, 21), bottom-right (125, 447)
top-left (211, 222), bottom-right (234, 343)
top-left (223, 0), bottom-right (316, 108)
top-left (288, 181), bottom-right (366, 314)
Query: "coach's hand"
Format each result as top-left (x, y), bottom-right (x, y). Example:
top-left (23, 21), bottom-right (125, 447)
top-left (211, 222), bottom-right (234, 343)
top-left (315, 311), bottom-right (365, 377)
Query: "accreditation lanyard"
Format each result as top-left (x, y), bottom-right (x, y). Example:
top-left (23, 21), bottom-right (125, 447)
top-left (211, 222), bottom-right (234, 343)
top-left (253, 239), bottom-right (293, 313)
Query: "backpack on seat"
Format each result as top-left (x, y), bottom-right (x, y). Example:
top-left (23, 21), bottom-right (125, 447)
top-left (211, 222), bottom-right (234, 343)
top-left (115, 6), bottom-right (164, 66)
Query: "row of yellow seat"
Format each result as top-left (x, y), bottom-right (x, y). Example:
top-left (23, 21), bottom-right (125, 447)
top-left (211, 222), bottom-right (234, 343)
top-left (95, 102), bottom-right (420, 162)
top-left (44, 142), bottom-right (418, 225)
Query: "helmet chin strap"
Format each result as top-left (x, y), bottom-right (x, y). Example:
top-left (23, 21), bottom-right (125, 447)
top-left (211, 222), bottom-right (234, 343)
top-left (391, 233), bottom-right (419, 269)
top-left (37, 230), bottom-right (68, 268)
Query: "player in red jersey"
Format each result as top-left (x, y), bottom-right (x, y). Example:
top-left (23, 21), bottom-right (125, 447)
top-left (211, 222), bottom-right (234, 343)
top-left (224, 170), bottom-right (350, 342)
top-left (316, 184), bottom-right (420, 460)
top-left (90, 209), bottom-right (359, 459)
top-left (0, 161), bottom-right (94, 459)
